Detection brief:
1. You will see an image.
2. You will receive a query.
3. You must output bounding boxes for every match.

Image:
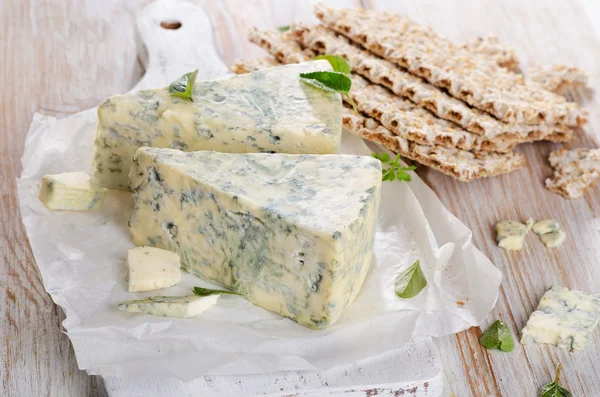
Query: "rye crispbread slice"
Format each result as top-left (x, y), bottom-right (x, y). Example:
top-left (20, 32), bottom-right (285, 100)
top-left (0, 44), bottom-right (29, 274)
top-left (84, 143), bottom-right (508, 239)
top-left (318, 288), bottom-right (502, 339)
top-left (229, 56), bottom-right (279, 74)
top-left (314, 4), bottom-right (588, 127)
top-left (248, 27), bottom-right (571, 152)
top-left (230, 56), bottom-right (526, 181)
top-left (291, 24), bottom-right (572, 146)
top-left (459, 35), bottom-right (519, 72)
top-left (529, 64), bottom-right (589, 95)
top-left (341, 109), bottom-right (526, 182)
top-left (545, 148), bottom-right (600, 199)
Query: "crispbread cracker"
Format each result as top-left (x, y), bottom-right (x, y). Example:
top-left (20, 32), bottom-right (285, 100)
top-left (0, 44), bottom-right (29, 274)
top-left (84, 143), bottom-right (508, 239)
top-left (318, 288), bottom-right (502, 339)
top-left (248, 27), bottom-right (571, 153)
top-left (291, 24), bottom-right (572, 146)
top-left (314, 4), bottom-right (588, 127)
top-left (529, 64), bottom-right (589, 95)
top-left (545, 148), bottom-right (600, 199)
top-left (341, 109), bottom-right (525, 182)
top-left (460, 35), bottom-right (519, 72)
top-left (229, 56), bottom-right (279, 74)
top-left (248, 28), bottom-right (316, 62)
top-left (230, 56), bottom-right (526, 182)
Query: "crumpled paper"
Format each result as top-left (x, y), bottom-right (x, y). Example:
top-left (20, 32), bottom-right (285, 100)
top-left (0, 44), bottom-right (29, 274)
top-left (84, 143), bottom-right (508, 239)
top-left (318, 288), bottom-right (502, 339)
top-left (17, 112), bottom-right (501, 380)
top-left (16, 0), bottom-right (501, 382)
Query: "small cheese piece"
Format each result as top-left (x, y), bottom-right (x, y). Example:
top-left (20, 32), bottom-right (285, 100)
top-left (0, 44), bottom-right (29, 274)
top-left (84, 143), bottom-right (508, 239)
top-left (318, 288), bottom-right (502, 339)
top-left (93, 61), bottom-right (343, 190)
top-left (126, 246), bottom-right (181, 292)
top-left (128, 148), bottom-right (382, 329)
top-left (540, 230), bottom-right (566, 248)
top-left (495, 218), bottom-right (533, 251)
top-left (39, 172), bottom-right (106, 211)
top-left (532, 219), bottom-right (560, 235)
top-left (521, 286), bottom-right (600, 351)
top-left (118, 295), bottom-right (219, 318)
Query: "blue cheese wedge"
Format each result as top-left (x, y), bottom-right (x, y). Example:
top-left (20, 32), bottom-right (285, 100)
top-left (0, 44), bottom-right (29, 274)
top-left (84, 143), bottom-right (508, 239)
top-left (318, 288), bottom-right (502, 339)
top-left (126, 246), bottom-right (181, 292)
top-left (93, 61), bottom-right (343, 190)
top-left (39, 172), bottom-right (106, 211)
top-left (118, 295), bottom-right (218, 318)
top-left (495, 218), bottom-right (533, 251)
top-left (521, 286), bottom-right (600, 351)
top-left (128, 148), bottom-right (382, 329)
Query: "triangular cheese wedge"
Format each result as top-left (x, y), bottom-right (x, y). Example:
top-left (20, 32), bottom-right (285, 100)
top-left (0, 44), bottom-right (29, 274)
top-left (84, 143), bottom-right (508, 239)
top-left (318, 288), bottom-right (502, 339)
top-left (93, 61), bottom-right (342, 190)
top-left (129, 148), bottom-right (382, 329)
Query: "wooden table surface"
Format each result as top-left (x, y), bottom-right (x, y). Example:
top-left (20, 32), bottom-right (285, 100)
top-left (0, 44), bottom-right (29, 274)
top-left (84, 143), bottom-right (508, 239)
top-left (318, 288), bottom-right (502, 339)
top-left (2, 0), bottom-right (599, 396)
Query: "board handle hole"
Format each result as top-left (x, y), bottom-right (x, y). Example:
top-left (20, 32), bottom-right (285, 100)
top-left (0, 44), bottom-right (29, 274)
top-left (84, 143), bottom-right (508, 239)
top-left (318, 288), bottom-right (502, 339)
top-left (160, 20), bottom-right (182, 30)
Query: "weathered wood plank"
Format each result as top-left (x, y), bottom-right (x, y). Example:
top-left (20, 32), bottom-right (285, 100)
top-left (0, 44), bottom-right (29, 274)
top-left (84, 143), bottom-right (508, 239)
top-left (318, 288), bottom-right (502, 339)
top-left (2, 0), bottom-right (599, 396)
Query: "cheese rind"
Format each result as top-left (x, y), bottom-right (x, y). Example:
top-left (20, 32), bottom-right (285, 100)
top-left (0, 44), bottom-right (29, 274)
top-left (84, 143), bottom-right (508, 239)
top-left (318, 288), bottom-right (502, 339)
top-left (521, 286), bottom-right (600, 351)
top-left (39, 172), bottom-right (106, 211)
top-left (118, 295), bottom-right (219, 318)
top-left (93, 61), bottom-right (342, 190)
top-left (128, 148), bottom-right (382, 329)
top-left (126, 246), bottom-right (181, 292)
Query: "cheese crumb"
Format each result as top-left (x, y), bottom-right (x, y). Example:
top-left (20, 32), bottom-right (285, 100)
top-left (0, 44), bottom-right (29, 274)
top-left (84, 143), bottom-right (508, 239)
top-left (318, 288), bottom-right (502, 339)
top-left (495, 219), bottom-right (533, 251)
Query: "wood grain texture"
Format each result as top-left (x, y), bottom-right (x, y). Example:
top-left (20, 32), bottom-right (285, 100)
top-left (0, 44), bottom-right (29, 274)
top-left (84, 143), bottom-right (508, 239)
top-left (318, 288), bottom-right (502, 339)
top-left (1, 0), bottom-right (599, 396)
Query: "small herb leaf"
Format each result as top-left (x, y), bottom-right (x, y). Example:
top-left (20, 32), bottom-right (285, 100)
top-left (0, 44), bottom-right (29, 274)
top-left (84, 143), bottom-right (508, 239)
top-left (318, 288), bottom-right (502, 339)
top-left (314, 54), bottom-right (351, 75)
top-left (480, 320), bottom-right (514, 352)
top-left (394, 260), bottom-right (427, 299)
top-left (539, 364), bottom-right (571, 397)
top-left (300, 71), bottom-right (351, 93)
top-left (193, 286), bottom-right (242, 297)
top-left (169, 70), bottom-right (198, 101)
top-left (372, 152), bottom-right (416, 182)
top-left (278, 25), bottom-right (290, 32)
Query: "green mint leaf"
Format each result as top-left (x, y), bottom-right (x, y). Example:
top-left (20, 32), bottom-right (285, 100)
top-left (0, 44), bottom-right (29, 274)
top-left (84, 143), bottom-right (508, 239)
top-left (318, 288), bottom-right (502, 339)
top-left (300, 71), bottom-right (352, 94)
top-left (480, 320), bottom-right (514, 352)
top-left (278, 25), bottom-right (290, 32)
top-left (169, 70), bottom-right (198, 101)
top-left (314, 54), bottom-right (351, 75)
top-left (394, 260), bottom-right (427, 299)
top-left (193, 286), bottom-right (242, 297)
top-left (371, 152), bottom-right (415, 182)
top-left (539, 364), bottom-right (571, 397)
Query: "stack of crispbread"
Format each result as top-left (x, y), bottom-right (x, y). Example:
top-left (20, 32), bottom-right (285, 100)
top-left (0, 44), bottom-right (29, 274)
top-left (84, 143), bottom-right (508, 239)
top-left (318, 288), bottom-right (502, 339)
top-left (229, 4), bottom-right (594, 191)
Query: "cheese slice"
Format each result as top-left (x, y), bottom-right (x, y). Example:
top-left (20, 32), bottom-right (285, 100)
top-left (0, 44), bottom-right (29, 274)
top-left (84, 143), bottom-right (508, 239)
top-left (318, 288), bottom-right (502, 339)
top-left (126, 246), bottom-right (181, 292)
top-left (521, 286), bottom-right (600, 351)
top-left (118, 295), bottom-right (219, 318)
top-left (93, 61), bottom-right (342, 190)
top-left (39, 172), bottom-right (106, 211)
top-left (128, 148), bottom-right (382, 329)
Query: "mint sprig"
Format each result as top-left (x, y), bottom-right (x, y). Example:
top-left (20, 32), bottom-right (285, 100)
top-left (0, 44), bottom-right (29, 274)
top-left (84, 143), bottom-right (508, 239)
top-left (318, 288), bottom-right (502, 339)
top-left (480, 320), bottom-right (514, 352)
top-left (372, 152), bottom-right (416, 182)
top-left (314, 54), bottom-right (351, 75)
top-left (169, 70), bottom-right (198, 101)
top-left (300, 53), bottom-right (358, 113)
top-left (278, 25), bottom-right (290, 32)
top-left (394, 260), bottom-right (427, 299)
top-left (539, 364), bottom-right (571, 397)
top-left (193, 286), bottom-right (242, 297)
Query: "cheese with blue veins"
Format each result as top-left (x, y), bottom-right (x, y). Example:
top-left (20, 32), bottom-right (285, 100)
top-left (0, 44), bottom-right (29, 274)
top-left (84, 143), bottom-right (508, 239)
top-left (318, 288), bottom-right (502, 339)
top-left (521, 286), bottom-right (600, 351)
top-left (128, 148), bottom-right (382, 329)
top-left (93, 61), bottom-right (343, 190)
top-left (126, 246), bottom-right (181, 292)
top-left (118, 294), bottom-right (219, 318)
top-left (39, 172), bottom-right (106, 211)
top-left (495, 218), bottom-right (533, 251)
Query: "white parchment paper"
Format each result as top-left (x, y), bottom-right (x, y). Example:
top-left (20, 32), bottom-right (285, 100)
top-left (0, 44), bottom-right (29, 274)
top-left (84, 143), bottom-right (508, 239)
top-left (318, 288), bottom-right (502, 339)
top-left (17, 111), bottom-right (501, 380)
top-left (15, 0), bottom-right (501, 384)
